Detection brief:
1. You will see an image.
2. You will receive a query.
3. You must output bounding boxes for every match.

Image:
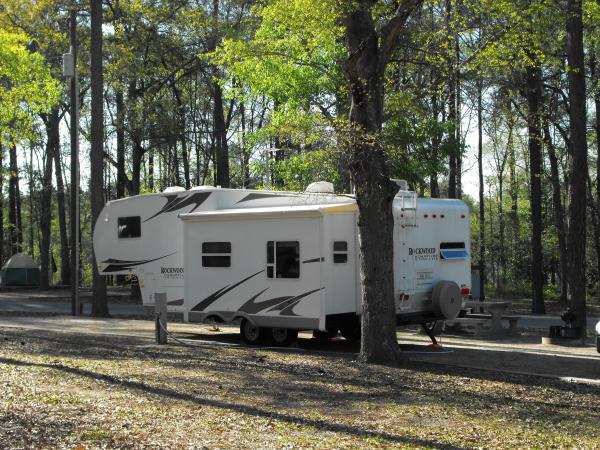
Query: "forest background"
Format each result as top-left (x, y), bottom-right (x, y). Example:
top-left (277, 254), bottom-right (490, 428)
top-left (0, 0), bottom-right (599, 319)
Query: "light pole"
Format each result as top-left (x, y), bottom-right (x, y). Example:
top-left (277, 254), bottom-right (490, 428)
top-left (63, 8), bottom-right (80, 316)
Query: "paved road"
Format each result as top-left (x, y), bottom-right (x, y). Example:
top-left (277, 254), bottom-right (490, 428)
top-left (0, 299), bottom-right (597, 330)
top-left (0, 300), bottom-right (144, 316)
top-left (518, 315), bottom-right (598, 332)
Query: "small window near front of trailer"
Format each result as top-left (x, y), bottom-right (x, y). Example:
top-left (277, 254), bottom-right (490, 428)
top-left (118, 216), bottom-right (141, 238)
top-left (266, 241), bottom-right (300, 278)
top-left (333, 241), bottom-right (348, 263)
top-left (202, 242), bottom-right (231, 267)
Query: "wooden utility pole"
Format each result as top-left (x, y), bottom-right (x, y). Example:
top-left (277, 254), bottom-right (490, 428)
top-left (64, 8), bottom-right (80, 315)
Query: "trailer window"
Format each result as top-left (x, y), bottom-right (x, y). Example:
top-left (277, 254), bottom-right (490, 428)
top-left (202, 242), bottom-right (231, 267)
top-left (333, 241), bottom-right (348, 263)
top-left (267, 241), bottom-right (300, 279)
top-left (118, 216), bottom-right (141, 238)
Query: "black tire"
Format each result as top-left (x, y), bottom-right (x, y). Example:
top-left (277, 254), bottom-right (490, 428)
top-left (313, 329), bottom-right (338, 341)
top-left (340, 323), bottom-right (361, 342)
top-left (269, 328), bottom-right (299, 347)
top-left (240, 318), bottom-right (263, 345)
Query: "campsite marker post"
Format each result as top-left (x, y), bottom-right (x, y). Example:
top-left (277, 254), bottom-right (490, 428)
top-left (155, 292), bottom-right (168, 344)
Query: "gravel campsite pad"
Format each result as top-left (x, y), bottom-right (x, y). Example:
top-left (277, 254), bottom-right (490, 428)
top-left (0, 327), bottom-right (599, 449)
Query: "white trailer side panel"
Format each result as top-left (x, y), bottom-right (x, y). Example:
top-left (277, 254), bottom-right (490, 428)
top-left (184, 216), bottom-right (325, 330)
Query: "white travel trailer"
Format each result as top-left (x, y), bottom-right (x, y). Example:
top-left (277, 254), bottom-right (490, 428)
top-left (93, 182), bottom-right (471, 344)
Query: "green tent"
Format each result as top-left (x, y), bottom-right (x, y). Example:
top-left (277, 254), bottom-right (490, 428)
top-left (1, 253), bottom-right (40, 288)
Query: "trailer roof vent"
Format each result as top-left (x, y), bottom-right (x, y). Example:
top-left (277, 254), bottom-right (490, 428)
top-left (391, 179), bottom-right (409, 191)
top-left (163, 186), bottom-right (185, 193)
top-left (305, 181), bottom-right (334, 194)
top-left (190, 185), bottom-right (214, 190)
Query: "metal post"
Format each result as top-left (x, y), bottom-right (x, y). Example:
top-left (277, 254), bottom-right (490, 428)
top-left (155, 292), bottom-right (168, 344)
top-left (65, 8), bottom-right (80, 316)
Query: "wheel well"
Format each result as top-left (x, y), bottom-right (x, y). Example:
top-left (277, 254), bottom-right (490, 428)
top-left (233, 314), bottom-right (255, 326)
top-left (204, 314), bottom-right (225, 324)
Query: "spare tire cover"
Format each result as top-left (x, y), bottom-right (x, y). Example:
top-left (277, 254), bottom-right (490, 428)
top-left (431, 280), bottom-right (461, 319)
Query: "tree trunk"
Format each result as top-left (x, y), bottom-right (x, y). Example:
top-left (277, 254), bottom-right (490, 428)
top-left (40, 109), bottom-right (59, 289)
top-left (28, 144), bottom-right (35, 256)
top-left (182, 125), bottom-right (190, 190)
top-left (8, 141), bottom-right (21, 255)
top-left (128, 80), bottom-right (144, 196)
top-left (131, 140), bottom-right (143, 195)
top-left (446, 0), bottom-right (457, 199)
top-left (115, 87), bottom-right (127, 198)
top-left (566, 0), bottom-right (587, 338)
top-left (525, 66), bottom-right (545, 314)
top-left (543, 118), bottom-right (568, 303)
top-left (591, 54), bottom-right (600, 292)
top-left (0, 142), bottom-right (4, 265)
top-left (507, 104), bottom-right (519, 274)
top-left (148, 149), bottom-right (154, 190)
top-left (454, 35), bottom-right (462, 200)
top-left (240, 99), bottom-right (251, 188)
top-left (172, 84), bottom-right (190, 189)
top-left (54, 150), bottom-right (70, 286)
top-left (342, 0), bottom-right (421, 365)
top-left (430, 92), bottom-right (440, 198)
top-left (91, 0), bottom-right (108, 316)
top-left (213, 81), bottom-right (230, 187)
top-left (477, 78), bottom-right (485, 301)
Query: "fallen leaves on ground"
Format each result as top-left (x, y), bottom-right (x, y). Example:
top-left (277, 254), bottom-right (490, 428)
top-left (0, 327), bottom-right (598, 449)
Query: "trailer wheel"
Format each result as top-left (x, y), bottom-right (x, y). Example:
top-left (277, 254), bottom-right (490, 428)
top-left (269, 328), bottom-right (298, 346)
top-left (340, 324), bottom-right (361, 342)
top-left (313, 329), bottom-right (338, 341)
top-left (240, 318), bottom-right (263, 345)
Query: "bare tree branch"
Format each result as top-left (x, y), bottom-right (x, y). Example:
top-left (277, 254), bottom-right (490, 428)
top-left (378, 0), bottom-right (424, 72)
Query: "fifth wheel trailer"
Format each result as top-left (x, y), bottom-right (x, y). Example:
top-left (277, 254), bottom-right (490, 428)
top-left (93, 182), bottom-right (471, 343)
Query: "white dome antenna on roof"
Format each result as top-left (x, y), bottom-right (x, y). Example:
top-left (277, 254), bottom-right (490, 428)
top-left (305, 181), bottom-right (334, 194)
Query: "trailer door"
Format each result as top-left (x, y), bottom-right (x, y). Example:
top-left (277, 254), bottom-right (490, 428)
top-left (327, 213), bottom-right (357, 316)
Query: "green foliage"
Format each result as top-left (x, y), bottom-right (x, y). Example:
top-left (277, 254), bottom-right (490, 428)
top-left (384, 91), bottom-right (453, 185)
top-left (271, 150), bottom-right (340, 191)
top-left (464, 0), bottom-right (564, 73)
top-left (0, 29), bottom-right (60, 142)
top-left (214, 0), bottom-right (343, 107)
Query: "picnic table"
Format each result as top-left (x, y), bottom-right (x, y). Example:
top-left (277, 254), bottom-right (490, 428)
top-left (462, 300), bottom-right (519, 335)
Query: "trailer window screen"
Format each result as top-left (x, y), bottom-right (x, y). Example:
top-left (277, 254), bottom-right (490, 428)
top-left (333, 241), bottom-right (348, 264)
top-left (118, 216), bottom-right (141, 238)
top-left (266, 241), bottom-right (300, 278)
top-left (202, 242), bottom-right (231, 267)
top-left (334, 253), bottom-right (348, 264)
top-left (440, 242), bottom-right (465, 249)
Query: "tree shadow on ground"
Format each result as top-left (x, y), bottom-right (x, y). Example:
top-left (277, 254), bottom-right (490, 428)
top-left (0, 355), bottom-right (466, 450)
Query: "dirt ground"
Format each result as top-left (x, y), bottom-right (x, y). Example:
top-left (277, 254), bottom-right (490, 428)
top-left (0, 316), bottom-right (599, 448)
